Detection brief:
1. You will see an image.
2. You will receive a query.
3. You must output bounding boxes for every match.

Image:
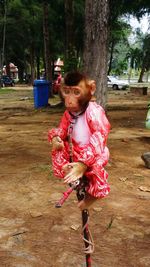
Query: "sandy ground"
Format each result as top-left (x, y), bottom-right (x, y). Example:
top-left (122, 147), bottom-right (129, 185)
top-left (0, 86), bottom-right (150, 267)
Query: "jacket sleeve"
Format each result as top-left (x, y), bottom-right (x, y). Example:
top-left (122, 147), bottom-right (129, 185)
top-left (48, 111), bottom-right (69, 142)
top-left (75, 104), bottom-right (111, 167)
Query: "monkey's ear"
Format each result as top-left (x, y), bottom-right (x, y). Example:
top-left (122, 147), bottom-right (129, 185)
top-left (89, 80), bottom-right (96, 95)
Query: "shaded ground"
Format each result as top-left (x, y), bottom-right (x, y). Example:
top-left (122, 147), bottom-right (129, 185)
top-left (0, 86), bottom-right (150, 267)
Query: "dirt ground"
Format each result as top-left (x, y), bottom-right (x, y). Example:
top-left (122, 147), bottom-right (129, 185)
top-left (0, 86), bottom-right (150, 267)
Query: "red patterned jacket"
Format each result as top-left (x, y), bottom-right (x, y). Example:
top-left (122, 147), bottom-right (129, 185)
top-left (48, 101), bottom-right (111, 198)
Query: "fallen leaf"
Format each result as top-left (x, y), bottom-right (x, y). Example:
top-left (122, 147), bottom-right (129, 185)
top-left (70, 224), bottom-right (80, 231)
top-left (138, 186), bottom-right (150, 192)
top-left (30, 211), bottom-right (43, 218)
top-left (93, 207), bottom-right (103, 212)
top-left (119, 177), bottom-right (128, 182)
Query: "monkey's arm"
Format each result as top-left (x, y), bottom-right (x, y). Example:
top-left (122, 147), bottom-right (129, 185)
top-left (48, 111), bottom-right (70, 144)
top-left (51, 136), bottom-right (64, 151)
top-left (63, 162), bottom-right (87, 184)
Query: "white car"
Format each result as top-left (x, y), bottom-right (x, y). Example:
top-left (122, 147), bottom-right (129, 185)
top-left (107, 76), bottom-right (129, 90)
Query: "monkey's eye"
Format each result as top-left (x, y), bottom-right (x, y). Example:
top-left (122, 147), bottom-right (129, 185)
top-left (62, 87), bottom-right (70, 95)
top-left (73, 88), bottom-right (81, 96)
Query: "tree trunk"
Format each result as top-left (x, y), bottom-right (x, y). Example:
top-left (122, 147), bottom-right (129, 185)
top-left (6, 62), bottom-right (10, 77)
top-left (107, 40), bottom-right (115, 75)
top-left (64, 0), bottom-right (74, 59)
top-left (64, 0), bottom-right (77, 71)
top-left (36, 55), bottom-right (40, 79)
top-left (30, 42), bottom-right (35, 85)
top-left (138, 60), bottom-right (146, 82)
top-left (1, 0), bottom-right (7, 73)
top-left (138, 51), bottom-right (150, 82)
top-left (138, 67), bottom-right (145, 82)
top-left (43, 0), bottom-right (52, 96)
top-left (18, 64), bottom-right (24, 83)
top-left (83, 0), bottom-right (109, 108)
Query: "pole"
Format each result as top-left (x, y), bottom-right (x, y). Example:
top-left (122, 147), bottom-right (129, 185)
top-left (55, 178), bottom-right (94, 266)
top-left (76, 185), bottom-right (93, 267)
top-left (82, 209), bottom-right (92, 267)
top-left (2, 0), bottom-right (7, 70)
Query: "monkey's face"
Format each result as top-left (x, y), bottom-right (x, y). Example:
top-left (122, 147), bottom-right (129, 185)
top-left (61, 80), bottom-right (93, 112)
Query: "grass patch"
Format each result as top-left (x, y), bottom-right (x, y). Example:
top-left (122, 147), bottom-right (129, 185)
top-left (34, 164), bottom-right (51, 172)
top-left (0, 88), bottom-right (15, 94)
top-left (49, 94), bottom-right (60, 105)
top-left (30, 163), bottom-right (51, 172)
top-left (106, 215), bottom-right (115, 230)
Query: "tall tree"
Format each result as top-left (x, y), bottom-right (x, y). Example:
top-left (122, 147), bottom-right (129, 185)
top-left (83, 0), bottom-right (150, 107)
top-left (43, 0), bottom-right (52, 82)
top-left (64, 0), bottom-right (78, 71)
top-left (108, 19), bottom-right (131, 75)
top-left (64, 0), bottom-right (74, 58)
top-left (138, 34), bottom-right (150, 82)
top-left (83, 0), bottom-right (109, 108)
top-left (1, 0), bottom-right (7, 72)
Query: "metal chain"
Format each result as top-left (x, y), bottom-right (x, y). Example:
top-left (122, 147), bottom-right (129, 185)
top-left (67, 116), bottom-right (77, 162)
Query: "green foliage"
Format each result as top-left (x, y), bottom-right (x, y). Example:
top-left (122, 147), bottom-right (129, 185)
top-left (64, 48), bottom-right (79, 72)
top-left (0, 0), bottom-right (43, 81)
top-left (0, 0), bottom-right (150, 81)
top-left (109, 0), bottom-right (150, 20)
top-left (108, 17), bottom-right (131, 75)
top-left (126, 46), bottom-right (143, 69)
top-left (142, 34), bottom-right (150, 71)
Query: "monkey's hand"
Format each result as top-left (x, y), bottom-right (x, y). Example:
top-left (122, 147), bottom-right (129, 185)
top-left (63, 162), bottom-right (87, 184)
top-left (51, 136), bottom-right (64, 151)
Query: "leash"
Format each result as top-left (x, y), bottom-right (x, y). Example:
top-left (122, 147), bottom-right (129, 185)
top-left (55, 180), bottom-right (80, 208)
top-left (82, 209), bottom-right (94, 267)
top-left (76, 179), bottom-right (94, 267)
top-left (55, 178), bottom-right (94, 267)
top-left (55, 110), bottom-right (94, 267)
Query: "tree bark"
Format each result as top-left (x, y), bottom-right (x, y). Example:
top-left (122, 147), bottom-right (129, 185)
top-left (83, 0), bottom-right (109, 108)
top-left (138, 64), bottom-right (145, 83)
top-left (1, 0), bottom-right (7, 72)
top-left (138, 52), bottom-right (150, 82)
top-left (43, 1), bottom-right (52, 83)
top-left (107, 40), bottom-right (115, 75)
top-left (64, 0), bottom-right (74, 59)
top-left (30, 42), bottom-right (35, 85)
top-left (64, 0), bottom-right (78, 71)
top-left (36, 55), bottom-right (40, 79)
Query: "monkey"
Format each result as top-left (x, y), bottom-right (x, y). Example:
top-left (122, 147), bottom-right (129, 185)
top-left (48, 71), bottom-right (111, 210)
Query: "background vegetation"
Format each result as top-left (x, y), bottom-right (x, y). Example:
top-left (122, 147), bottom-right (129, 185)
top-left (0, 0), bottom-right (150, 105)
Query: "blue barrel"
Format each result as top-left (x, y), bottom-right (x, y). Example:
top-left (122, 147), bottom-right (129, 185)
top-left (33, 80), bottom-right (50, 108)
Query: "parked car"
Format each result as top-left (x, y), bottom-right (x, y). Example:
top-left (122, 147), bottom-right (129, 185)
top-left (0, 76), bottom-right (15, 87)
top-left (107, 76), bottom-right (129, 90)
